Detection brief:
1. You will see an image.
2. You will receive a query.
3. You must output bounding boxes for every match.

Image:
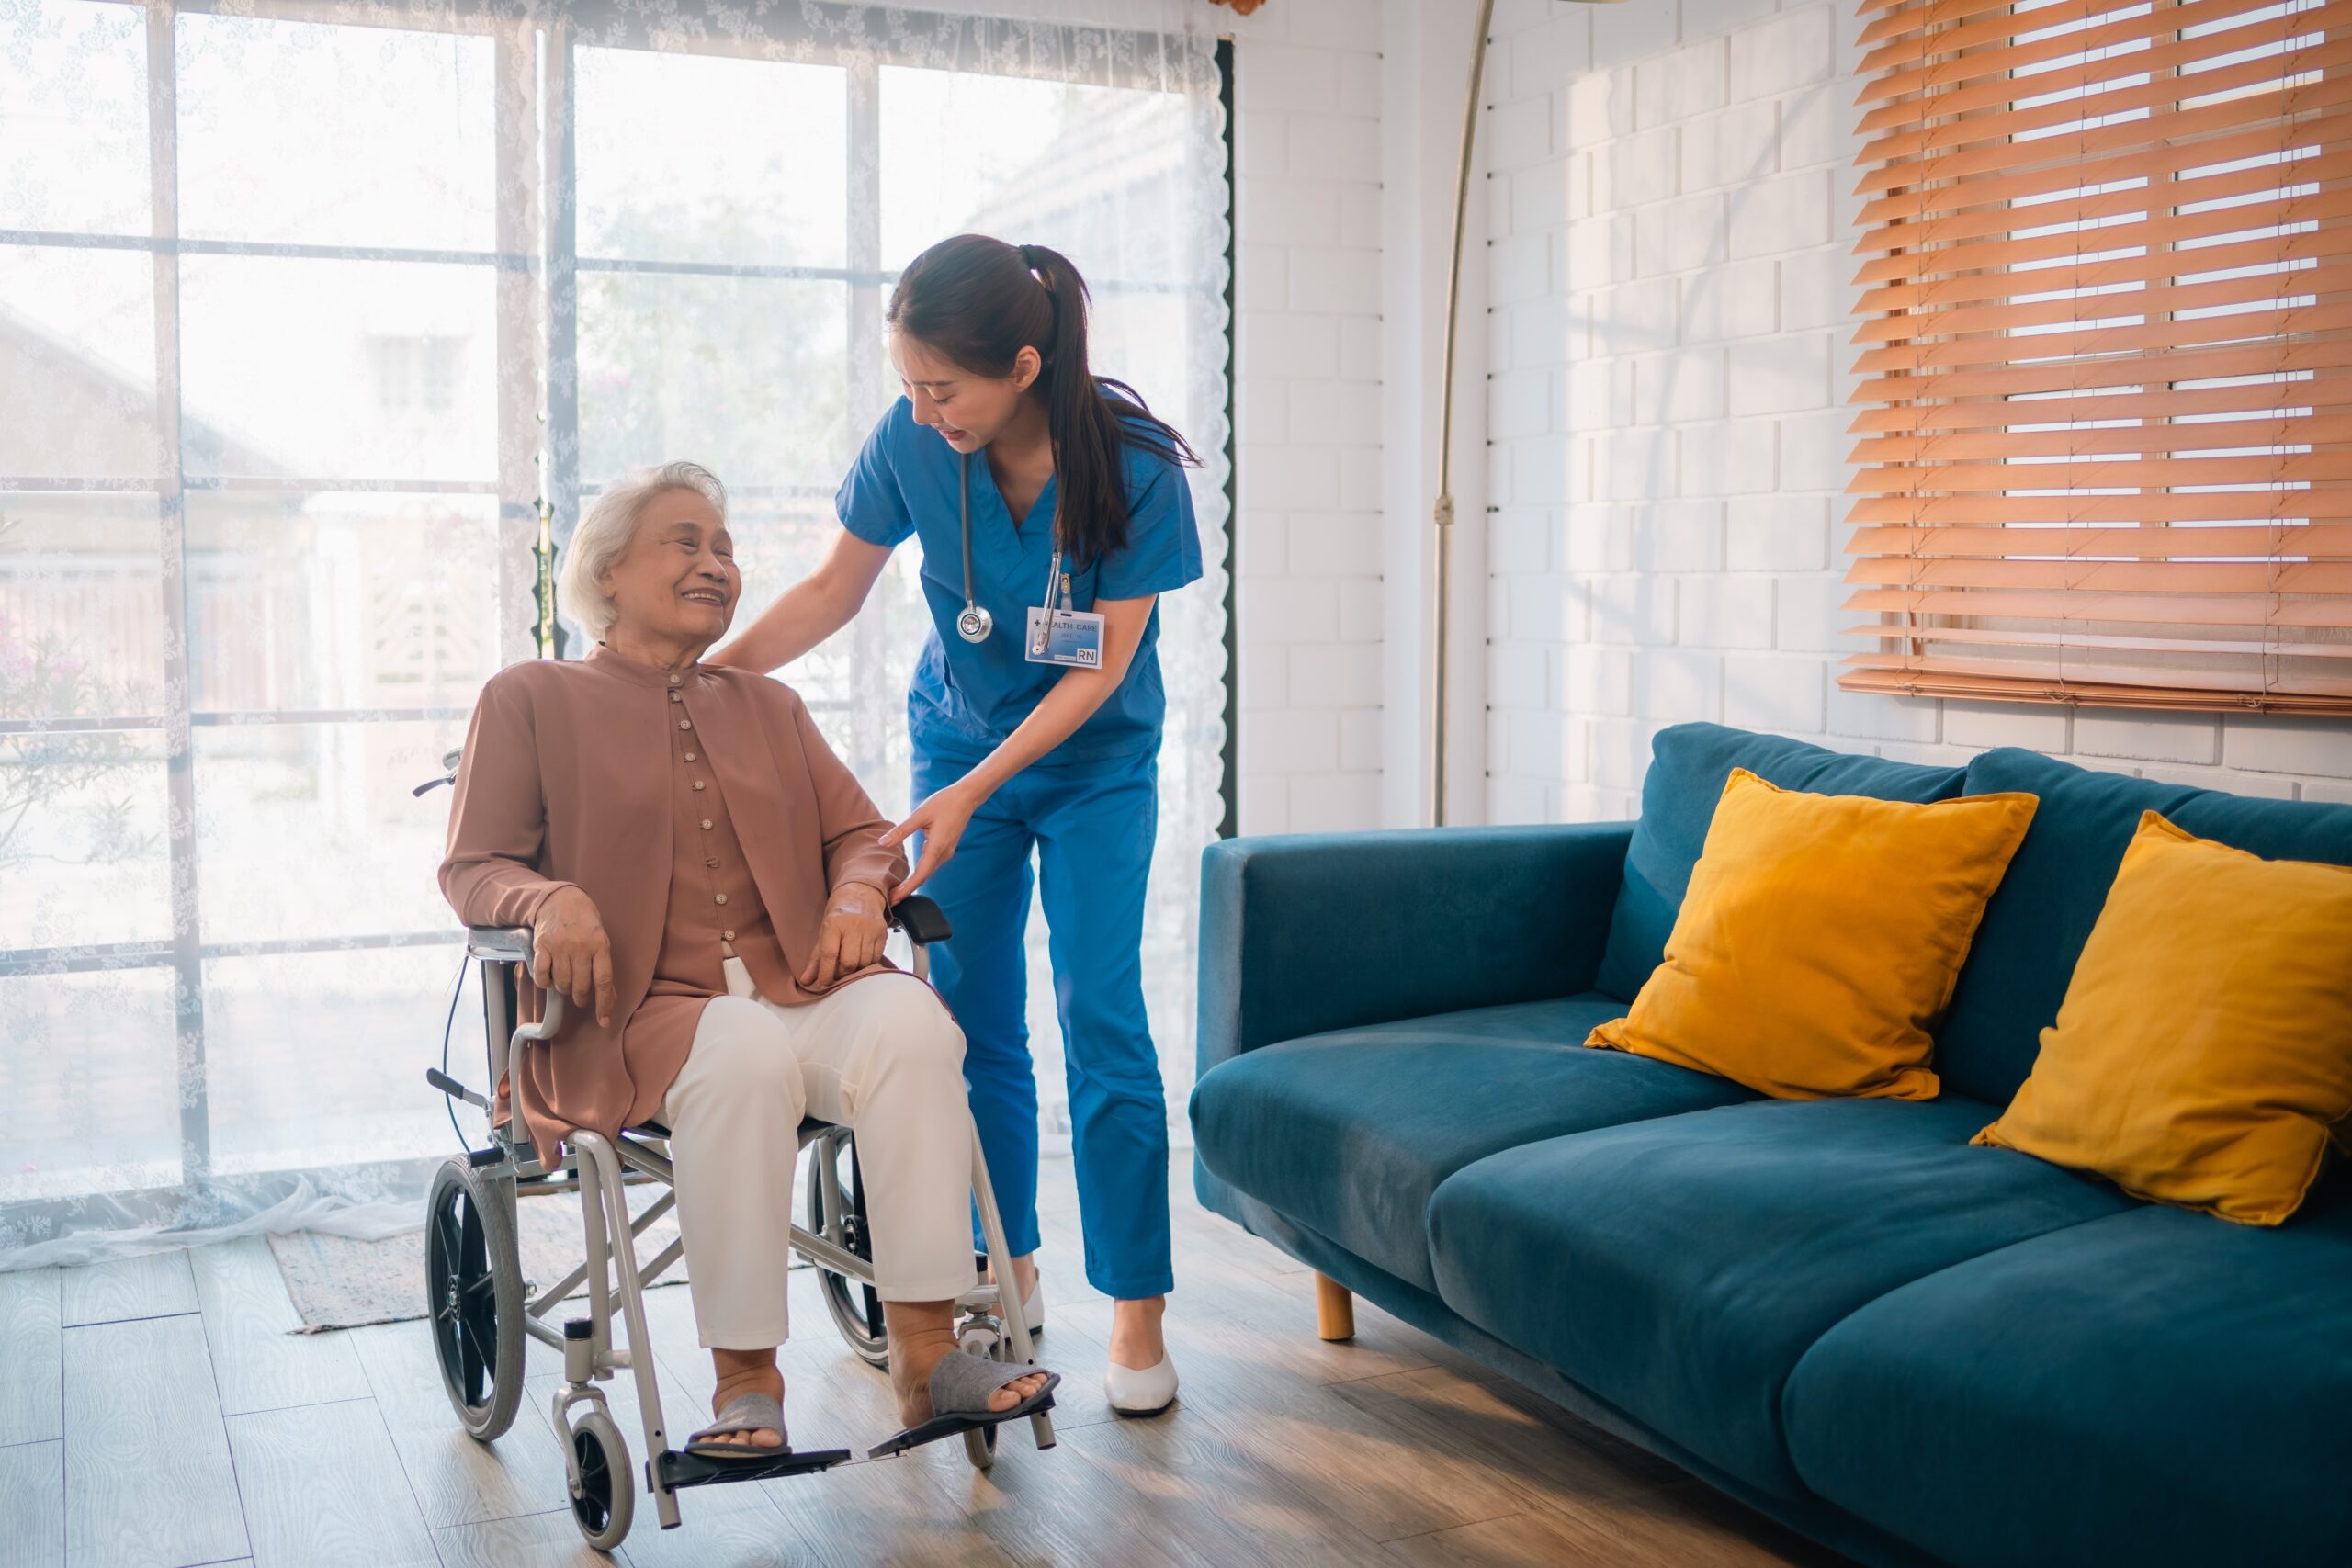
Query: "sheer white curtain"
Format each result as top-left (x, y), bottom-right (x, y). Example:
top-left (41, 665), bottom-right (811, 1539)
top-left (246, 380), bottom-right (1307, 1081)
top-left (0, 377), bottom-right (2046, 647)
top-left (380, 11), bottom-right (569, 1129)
top-left (0, 0), bottom-right (1231, 1265)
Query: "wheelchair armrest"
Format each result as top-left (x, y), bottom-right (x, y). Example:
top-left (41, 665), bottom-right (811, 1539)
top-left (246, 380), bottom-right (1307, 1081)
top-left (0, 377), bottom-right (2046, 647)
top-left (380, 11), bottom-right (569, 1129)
top-left (467, 926), bottom-right (566, 1041)
top-left (889, 895), bottom-right (953, 946)
top-left (468, 925), bottom-right (535, 964)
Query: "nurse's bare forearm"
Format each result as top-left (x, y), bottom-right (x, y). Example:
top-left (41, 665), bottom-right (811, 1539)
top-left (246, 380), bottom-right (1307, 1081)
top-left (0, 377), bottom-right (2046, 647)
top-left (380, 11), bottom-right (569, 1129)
top-left (710, 529), bottom-right (892, 671)
top-left (959, 672), bottom-right (1123, 796)
top-left (709, 576), bottom-right (855, 671)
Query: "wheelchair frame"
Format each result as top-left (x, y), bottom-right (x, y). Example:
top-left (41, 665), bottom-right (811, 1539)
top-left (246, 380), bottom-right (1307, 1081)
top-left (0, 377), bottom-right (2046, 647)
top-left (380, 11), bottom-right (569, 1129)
top-left (425, 908), bottom-right (1051, 1551)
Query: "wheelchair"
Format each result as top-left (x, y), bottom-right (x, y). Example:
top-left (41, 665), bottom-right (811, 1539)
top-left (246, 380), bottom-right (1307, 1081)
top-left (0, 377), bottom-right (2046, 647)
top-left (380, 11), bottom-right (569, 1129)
top-left (419, 758), bottom-right (1051, 1552)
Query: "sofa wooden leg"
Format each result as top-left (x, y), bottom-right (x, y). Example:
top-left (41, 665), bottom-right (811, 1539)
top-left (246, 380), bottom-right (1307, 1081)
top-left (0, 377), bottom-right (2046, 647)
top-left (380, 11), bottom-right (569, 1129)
top-left (1314, 1272), bottom-right (1355, 1341)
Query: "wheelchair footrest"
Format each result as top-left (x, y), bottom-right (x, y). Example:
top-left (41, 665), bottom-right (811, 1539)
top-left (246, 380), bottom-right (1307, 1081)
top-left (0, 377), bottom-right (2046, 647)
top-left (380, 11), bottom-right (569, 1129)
top-left (653, 1446), bottom-right (851, 1491)
top-left (864, 1392), bottom-right (1056, 1460)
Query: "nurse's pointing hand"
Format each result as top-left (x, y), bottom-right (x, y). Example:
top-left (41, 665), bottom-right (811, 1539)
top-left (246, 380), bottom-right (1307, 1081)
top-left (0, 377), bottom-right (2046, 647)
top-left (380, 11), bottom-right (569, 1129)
top-left (880, 782), bottom-right (981, 903)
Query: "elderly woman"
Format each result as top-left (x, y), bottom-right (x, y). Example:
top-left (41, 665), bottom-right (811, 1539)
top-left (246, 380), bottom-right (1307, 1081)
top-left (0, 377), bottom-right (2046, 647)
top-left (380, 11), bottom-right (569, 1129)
top-left (440, 461), bottom-right (1053, 1457)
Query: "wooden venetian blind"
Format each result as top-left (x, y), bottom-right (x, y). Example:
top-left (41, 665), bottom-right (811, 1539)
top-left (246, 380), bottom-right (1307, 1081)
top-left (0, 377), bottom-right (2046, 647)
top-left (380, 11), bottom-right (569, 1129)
top-left (1846, 0), bottom-right (2352, 714)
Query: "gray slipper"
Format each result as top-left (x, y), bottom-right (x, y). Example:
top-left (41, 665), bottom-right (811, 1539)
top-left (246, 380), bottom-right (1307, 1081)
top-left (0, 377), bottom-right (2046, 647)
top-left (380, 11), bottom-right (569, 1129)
top-left (865, 1350), bottom-right (1059, 1459)
top-left (685, 1391), bottom-right (787, 1460)
top-left (929, 1348), bottom-right (1059, 1420)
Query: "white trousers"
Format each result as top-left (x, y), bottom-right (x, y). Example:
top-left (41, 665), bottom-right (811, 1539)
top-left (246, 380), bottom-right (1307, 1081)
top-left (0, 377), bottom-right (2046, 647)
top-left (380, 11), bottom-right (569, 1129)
top-left (662, 963), bottom-right (974, 1350)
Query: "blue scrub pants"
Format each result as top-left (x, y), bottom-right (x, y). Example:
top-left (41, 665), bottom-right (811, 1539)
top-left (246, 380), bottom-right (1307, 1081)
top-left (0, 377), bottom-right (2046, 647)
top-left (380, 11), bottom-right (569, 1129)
top-left (911, 744), bottom-right (1173, 1301)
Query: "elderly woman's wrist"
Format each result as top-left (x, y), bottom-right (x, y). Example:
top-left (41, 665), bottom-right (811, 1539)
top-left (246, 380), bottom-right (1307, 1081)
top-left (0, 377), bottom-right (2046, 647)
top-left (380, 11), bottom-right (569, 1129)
top-left (530, 883), bottom-right (589, 924)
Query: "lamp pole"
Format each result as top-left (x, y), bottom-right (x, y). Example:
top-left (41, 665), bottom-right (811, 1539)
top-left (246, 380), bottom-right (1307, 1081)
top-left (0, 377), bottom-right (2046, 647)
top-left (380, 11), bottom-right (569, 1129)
top-left (1430, 0), bottom-right (1495, 828)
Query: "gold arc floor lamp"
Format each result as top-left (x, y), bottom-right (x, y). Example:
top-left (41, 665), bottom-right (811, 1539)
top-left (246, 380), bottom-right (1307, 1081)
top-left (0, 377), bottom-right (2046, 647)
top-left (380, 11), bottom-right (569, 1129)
top-left (1430, 0), bottom-right (1620, 827)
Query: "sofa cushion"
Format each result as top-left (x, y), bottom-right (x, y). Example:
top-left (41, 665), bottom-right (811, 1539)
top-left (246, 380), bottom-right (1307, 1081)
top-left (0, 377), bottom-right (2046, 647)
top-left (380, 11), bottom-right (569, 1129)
top-left (1188, 993), bottom-right (1755, 1292)
top-left (1595, 723), bottom-right (1968, 1002)
top-left (1784, 1179), bottom-right (2352, 1568)
top-left (1425, 1098), bottom-right (2137, 1499)
top-left (1939, 747), bottom-right (2352, 1106)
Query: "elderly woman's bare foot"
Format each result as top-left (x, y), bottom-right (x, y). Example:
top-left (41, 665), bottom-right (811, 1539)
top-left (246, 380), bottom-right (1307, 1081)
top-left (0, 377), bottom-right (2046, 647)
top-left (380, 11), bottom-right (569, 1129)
top-left (887, 1322), bottom-right (1052, 1428)
top-left (706, 1353), bottom-right (786, 1449)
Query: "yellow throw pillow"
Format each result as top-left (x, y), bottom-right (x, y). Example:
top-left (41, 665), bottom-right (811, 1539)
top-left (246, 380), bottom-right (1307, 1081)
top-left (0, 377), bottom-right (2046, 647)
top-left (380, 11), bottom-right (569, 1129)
top-left (1588, 768), bottom-right (2037, 1100)
top-left (1974, 812), bottom-right (2352, 1226)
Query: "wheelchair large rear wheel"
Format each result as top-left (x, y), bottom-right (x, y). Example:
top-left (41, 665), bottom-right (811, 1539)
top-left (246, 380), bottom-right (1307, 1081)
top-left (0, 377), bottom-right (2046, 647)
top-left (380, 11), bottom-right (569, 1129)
top-left (804, 1129), bottom-right (890, 1369)
top-left (425, 1156), bottom-right (526, 1440)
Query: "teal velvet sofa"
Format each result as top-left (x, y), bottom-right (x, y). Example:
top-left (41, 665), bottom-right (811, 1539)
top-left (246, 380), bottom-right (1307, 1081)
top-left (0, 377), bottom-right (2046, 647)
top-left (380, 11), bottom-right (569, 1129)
top-left (1190, 722), bottom-right (2352, 1568)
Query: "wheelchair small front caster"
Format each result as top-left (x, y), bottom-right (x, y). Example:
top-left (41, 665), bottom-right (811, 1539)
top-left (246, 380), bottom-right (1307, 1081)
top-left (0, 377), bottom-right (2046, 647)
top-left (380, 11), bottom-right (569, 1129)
top-left (958, 1314), bottom-right (1003, 1472)
top-left (964, 1422), bottom-right (998, 1470)
top-left (567, 1405), bottom-right (634, 1551)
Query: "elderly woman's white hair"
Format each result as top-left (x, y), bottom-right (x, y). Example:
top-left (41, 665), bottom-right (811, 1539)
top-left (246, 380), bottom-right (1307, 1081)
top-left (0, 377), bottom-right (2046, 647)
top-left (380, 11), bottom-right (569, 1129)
top-left (559, 461), bottom-right (729, 639)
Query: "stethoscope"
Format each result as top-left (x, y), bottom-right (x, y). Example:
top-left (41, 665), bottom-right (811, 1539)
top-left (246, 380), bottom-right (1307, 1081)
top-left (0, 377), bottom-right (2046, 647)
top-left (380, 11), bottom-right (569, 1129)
top-left (955, 450), bottom-right (992, 643)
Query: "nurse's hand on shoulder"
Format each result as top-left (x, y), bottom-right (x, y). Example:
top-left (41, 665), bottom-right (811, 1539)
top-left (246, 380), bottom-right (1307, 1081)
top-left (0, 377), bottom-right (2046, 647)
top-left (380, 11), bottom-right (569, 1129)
top-left (879, 780), bottom-right (981, 903)
top-left (532, 886), bottom-right (617, 1028)
top-left (801, 881), bottom-right (888, 990)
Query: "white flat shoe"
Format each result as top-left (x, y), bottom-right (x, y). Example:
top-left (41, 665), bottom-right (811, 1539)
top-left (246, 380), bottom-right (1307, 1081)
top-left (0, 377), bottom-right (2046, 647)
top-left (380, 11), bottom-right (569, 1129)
top-left (986, 1270), bottom-right (1045, 1335)
top-left (1104, 1353), bottom-right (1179, 1416)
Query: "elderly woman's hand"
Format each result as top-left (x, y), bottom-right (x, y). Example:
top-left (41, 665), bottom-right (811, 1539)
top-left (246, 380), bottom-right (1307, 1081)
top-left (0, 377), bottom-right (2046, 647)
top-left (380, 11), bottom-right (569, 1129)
top-left (532, 886), bottom-right (617, 1028)
top-left (801, 881), bottom-right (888, 990)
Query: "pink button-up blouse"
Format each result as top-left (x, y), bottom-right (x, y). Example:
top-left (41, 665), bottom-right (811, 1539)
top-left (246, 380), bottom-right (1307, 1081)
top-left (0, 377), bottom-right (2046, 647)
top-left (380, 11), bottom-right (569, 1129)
top-left (438, 644), bottom-right (906, 1166)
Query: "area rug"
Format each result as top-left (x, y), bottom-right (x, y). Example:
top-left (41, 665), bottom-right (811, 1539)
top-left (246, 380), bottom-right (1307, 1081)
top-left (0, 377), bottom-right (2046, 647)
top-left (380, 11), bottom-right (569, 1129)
top-left (269, 1186), bottom-right (692, 1332)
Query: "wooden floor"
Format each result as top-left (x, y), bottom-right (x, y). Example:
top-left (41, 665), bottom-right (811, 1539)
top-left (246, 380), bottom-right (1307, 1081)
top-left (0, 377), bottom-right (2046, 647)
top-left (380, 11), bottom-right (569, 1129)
top-left (0, 1154), bottom-right (1849, 1568)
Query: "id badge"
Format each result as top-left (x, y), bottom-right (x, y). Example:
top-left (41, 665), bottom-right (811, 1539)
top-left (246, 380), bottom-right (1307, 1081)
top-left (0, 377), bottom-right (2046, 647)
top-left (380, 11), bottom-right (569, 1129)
top-left (1024, 604), bottom-right (1106, 668)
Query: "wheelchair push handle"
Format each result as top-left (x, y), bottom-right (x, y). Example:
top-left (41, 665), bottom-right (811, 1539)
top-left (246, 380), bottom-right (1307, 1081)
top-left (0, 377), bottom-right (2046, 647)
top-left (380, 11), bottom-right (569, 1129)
top-left (413, 747), bottom-right (465, 797)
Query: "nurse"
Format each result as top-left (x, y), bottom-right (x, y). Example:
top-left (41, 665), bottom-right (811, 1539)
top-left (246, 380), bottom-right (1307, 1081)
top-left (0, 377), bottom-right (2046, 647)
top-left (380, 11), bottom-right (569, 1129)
top-left (713, 233), bottom-right (1202, 1416)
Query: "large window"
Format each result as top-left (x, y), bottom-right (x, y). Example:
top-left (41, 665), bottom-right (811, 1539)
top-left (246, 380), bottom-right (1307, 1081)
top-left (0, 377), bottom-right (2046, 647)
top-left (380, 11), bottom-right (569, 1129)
top-left (0, 0), bottom-right (1230, 1251)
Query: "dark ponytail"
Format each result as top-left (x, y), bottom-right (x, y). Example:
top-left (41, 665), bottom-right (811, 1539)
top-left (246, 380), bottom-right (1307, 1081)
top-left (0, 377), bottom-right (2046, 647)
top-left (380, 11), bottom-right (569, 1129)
top-left (888, 233), bottom-right (1200, 568)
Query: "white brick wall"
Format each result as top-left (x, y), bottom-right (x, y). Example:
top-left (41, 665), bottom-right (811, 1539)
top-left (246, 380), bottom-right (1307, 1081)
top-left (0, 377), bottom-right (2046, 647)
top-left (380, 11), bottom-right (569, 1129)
top-left (1225, 4), bottom-right (1387, 833)
top-left (1480, 0), bottom-right (2352, 819)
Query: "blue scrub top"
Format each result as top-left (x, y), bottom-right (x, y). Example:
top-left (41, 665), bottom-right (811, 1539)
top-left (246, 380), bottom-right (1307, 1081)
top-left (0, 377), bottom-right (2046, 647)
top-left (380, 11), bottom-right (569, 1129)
top-left (835, 394), bottom-right (1204, 765)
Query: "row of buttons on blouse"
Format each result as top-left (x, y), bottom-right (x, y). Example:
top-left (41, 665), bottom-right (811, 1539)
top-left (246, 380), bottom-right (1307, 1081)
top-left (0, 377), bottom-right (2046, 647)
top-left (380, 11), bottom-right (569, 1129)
top-left (672, 674), bottom-right (728, 911)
